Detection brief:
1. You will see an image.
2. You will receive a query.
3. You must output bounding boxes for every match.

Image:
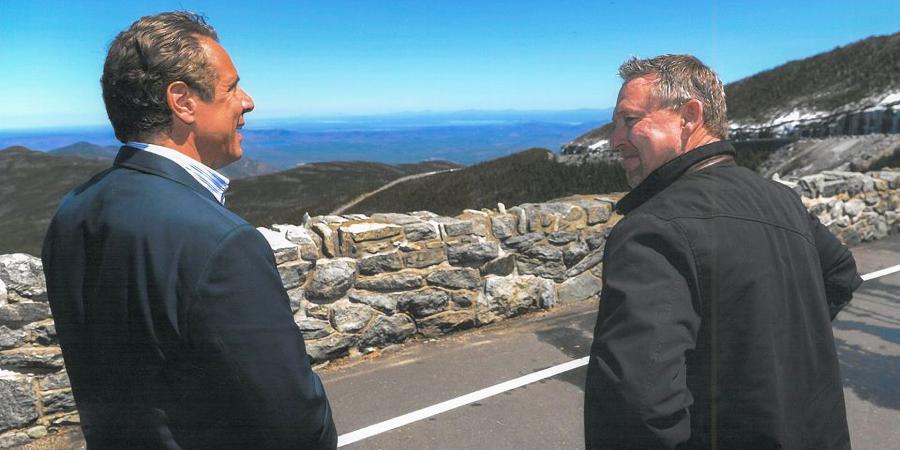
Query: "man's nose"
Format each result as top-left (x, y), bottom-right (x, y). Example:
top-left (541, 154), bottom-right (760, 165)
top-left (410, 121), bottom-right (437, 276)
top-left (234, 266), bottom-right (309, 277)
top-left (241, 89), bottom-right (255, 113)
top-left (610, 124), bottom-right (626, 151)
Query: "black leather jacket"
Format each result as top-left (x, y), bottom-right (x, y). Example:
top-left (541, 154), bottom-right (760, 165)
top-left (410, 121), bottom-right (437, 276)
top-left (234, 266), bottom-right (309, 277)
top-left (585, 141), bottom-right (861, 449)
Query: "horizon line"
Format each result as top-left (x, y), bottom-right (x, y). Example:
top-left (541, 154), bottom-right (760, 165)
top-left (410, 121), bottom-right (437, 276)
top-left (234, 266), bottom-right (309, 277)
top-left (0, 107), bottom-right (614, 133)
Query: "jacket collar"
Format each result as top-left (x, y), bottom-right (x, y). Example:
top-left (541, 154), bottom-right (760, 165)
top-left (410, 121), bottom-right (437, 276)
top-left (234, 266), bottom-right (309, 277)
top-left (615, 140), bottom-right (736, 215)
top-left (113, 146), bottom-right (219, 204)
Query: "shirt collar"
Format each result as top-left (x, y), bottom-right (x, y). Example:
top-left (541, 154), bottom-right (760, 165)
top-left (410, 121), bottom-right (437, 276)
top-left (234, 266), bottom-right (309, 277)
top-left (615, 140), bottom-right (736, 215)
top-left (126, 141), bottom-right (230, 205)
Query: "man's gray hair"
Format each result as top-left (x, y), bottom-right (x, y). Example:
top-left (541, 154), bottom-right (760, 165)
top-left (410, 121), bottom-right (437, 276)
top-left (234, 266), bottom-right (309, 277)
top-left (618, 54), bottom-right (728, 138)
top-left (101, 11), bottom-right (219, 143)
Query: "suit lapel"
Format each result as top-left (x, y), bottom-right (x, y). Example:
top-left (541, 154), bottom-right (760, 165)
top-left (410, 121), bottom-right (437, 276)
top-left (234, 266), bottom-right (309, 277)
top-left (113, 146), bottom-right (220, 204)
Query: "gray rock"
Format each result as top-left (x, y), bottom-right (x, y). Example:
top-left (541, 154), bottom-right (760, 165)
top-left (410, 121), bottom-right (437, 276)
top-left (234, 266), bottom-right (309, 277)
top-left (0, 430), bottom-right (30, 448)
top-left (286, 287), bottom-right (305, 314)
top-left (312, 223), bottom-right (338, 257)
top-left (305, 259), bottom-right (357, 302)
top-left (447, 242), bottom-right (499, 267)
top-left (0, 371), bottom-right (38, 430)
top-left (426, 268), bottom-right (481, 290)
top-left (516, 257), bottom-right (566, 282)
top-left (274, 224), bottom-right (320, 261)
top-left (563, 239), bottom-right (590, 268)
top-left (585, 233), bottom-right (606, 250)
top-left (491, 215), bottom-right (518, 239)
top-left (450, 290), bottom-right (479, 307)
top-left (348, 290), bottom-right (398, 314)
top-left (0, 347), bottom-right (65, 372)
top-left (295, 318), bottom-right (333, 340)
top-left (565, 247), bottom-right (604, 277)
top-left (0, 254), bottom-right (47, 302)
top-left (417, 310), bottom-right (476, 337)
top-left (339, 222), bottom-right (403, 243)
top-left (23, 321), bottom-right (56, 346)
top-left (508, 207), bottom-right (528, 234)
top-left (305, 333), bottom-right (358, 363)
top-left (539, 278), bottom-right (558, 309)
top-left (433, 217), bottom-right (474, 238)
top-left (558, 271), bottom-right (604, 303)
top-left (370, 213), bottom-right (422, 225)
top-left (306, 304), bottom-right (330, 320)
top-left (403, 248), bottom-right (446, 269)
top-left (278, 261), bottom-right (312, 290)
top-left (574, 200), bottom-right (613, 225)
top-left (355, 272), bottom-right (425, 292)
top-left (329, 299), bottom-right (376, 333)
top-left (26, 425), bottom-right (47, 439)
top-left (0, 327), bottom-right (24, 350)
top-left (256, 228), bottom-right (300, 264)
top-left (0, 303), bottom-right (51, 329)
top-left (39, 370), bottom-right (70, 391)
top-left (525, 244), bottom-right (563, 262)
top-left (830, 200), bottom-right (845, 219)
top-left (547, 231), bottom-right (577, 245)
top-left (503, 232), bottom-right (543, 252)
top-left (402, 222), bottom-right (439, 242)
top-left (42, 389), bottom-right (76, 415)
top-left (481, 276), bottom-right (545, 320)
top-left (359, 314), bottom-right (416, 348)
top-left (480, 255), bottom-right (516, 276)
top-left (396, 288), bottom-right (450, 318)
top-left (0, 279), bottom-right (6, 306)
top-left (358, 252), bottom-right (404, 275)
top-left (873, 217), bottom-right (890, 240)
top-left (843, 198), bottom-right (866, 217)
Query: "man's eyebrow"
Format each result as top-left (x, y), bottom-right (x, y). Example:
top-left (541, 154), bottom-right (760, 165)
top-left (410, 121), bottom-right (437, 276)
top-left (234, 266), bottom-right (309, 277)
top-left (229, 76), bottom-right (240, 90)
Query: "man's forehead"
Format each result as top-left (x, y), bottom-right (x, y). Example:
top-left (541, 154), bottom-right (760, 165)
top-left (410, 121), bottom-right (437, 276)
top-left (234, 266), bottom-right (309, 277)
top-left (615, 75), bottom-right (659, 113)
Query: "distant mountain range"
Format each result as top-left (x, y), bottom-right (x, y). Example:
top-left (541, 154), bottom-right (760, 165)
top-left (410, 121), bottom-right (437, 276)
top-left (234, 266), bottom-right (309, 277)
top-left (45, 141), bottom-right (277, 179)
top-left (562, 31), bottom-right (900, 156)
top-left (0, 109), bottom-right (612, 170)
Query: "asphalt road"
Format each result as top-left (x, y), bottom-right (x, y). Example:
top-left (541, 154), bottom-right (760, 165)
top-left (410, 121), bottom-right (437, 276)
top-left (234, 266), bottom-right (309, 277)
top-left (320, 233), bottom-right (900, 450)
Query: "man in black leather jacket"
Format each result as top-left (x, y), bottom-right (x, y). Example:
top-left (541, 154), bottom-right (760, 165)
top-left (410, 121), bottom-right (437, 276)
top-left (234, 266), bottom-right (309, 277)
top-left (584, 54), bottom-right (861, 449)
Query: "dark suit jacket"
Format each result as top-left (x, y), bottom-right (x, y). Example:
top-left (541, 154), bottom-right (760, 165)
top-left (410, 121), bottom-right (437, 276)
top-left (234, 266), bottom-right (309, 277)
top-left (42, 146), bottom-right (337, 449)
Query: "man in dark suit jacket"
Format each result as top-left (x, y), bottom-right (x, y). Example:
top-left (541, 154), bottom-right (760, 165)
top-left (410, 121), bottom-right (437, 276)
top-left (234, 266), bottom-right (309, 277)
top-left (42, 12), bottom-right (337, 449)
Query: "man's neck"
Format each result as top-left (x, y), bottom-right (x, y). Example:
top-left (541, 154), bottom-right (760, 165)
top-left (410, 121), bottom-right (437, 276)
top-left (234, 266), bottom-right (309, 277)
top-left (684, 128), bottom-right (720, 152)
top-left (143, 135), bottom-right (208, 167)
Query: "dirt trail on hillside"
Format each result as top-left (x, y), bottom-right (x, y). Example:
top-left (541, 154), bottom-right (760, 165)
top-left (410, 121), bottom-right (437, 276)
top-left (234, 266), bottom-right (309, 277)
top-left (330, 168), bottom-right (458, 215)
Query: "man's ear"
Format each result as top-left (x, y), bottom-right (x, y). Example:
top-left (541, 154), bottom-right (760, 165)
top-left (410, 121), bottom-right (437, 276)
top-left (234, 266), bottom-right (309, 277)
top-left (166, 81), bottom-right (196, 125)
top-left (680, 99), bottom-right (704, 135)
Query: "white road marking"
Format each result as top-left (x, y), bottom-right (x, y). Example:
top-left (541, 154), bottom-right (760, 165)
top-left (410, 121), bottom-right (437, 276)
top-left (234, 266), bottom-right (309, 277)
top-left (337, 357), bottom-right (590, 447)
top-left (336, 264), bottom-right (898, 447)
top-left (861, 263), bottom-right (900, 281)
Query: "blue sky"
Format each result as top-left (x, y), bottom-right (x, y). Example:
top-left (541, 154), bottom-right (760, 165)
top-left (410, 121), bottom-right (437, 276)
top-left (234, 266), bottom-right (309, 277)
top-left (1, 0), bottom-right (898, 130)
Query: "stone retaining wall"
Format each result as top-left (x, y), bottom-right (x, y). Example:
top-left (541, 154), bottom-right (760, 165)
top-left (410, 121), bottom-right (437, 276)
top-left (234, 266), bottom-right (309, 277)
top-left (1, 168), bottom-right (898, 447)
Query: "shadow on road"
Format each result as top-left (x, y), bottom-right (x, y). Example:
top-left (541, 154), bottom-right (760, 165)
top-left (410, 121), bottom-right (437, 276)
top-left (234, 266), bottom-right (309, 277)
top-left (834, 331), bottom-right (900, 411)
top-left (533, 308), bottom-right (596, 390)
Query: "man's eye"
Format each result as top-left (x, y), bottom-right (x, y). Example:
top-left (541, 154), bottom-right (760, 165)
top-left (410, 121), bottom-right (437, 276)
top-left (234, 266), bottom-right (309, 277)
top-left (624, 117), bottom-right (639, 126)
